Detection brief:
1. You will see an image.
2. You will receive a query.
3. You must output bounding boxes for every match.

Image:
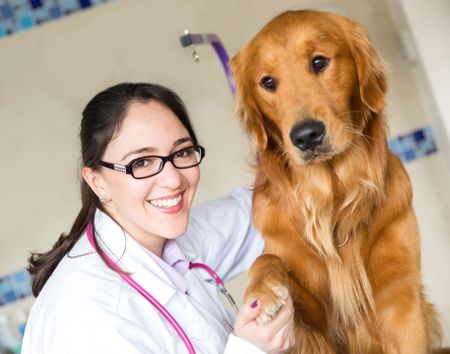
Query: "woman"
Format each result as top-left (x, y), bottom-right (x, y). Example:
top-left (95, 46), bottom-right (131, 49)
top-left (22, 83), bottom-right (295, 353)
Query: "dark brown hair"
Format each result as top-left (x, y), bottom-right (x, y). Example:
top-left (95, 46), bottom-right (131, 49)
top-left (28, 83), bottom-right (198, 296)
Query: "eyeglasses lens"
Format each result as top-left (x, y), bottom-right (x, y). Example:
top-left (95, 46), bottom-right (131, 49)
top-left (131, 146), bottom-right (203, 178)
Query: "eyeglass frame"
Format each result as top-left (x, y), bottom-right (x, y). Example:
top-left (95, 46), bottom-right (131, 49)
top-left (96, 145), bottom-right (205, 179)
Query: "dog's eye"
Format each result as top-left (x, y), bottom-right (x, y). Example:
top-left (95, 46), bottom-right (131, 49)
top-left (311, 56), bottom-right (329, 74)
top-left (260, 76), bottom-right (277, 92)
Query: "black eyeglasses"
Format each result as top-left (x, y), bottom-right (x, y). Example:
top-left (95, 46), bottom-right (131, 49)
top-left (97, 145), bottom-right (205, 179)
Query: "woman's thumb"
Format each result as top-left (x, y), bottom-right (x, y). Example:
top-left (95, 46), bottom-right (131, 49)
top-left (236, 299), bottom-right (261, 326)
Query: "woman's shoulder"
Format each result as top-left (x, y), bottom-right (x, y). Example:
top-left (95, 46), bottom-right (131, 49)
top-left (25, 238), bottom-right (126, 344)
top-left (31, 236), bottom-right (123, 317)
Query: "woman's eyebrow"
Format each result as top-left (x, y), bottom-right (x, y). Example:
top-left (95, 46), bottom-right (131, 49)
top-left (173, 137), bottom-right (193, 147)
top-left (120, 137), bottom-right (193, 162)
top-left (121, 147), bottom-right (156, 162)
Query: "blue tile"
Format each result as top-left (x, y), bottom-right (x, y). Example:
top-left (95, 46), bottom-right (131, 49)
top-left (1, 4), bottom-right (14, 19)
top-left (421, 126), bottom-right (438, 154)
top-left (33, 6), bottom-right (51, 22)
top-left (15, 284), bottom-right (31, 298)
top-left (0, 270), bottom-right (32, 306)
top-left (79, 0), bottom-right (92, 8)
top-left (424, 126), bottom-right (436, 142)
top-left (0, 278), bottom-right (12, 293)
top-left (399, 135), bottom-right (416, 151)
top-left (424, 142), bottom-right (437, 155)
top-left (4, 291), bottom-right (17, 303)
top-left (29, 0), bottom-right (43, 9)
top-left (59, 0), bottom-right (81, 13)
top-left (1, 0), bottom-right (113, 40)
top-left (9, 0), bottom-right (29, 6)
top-left (13, 270), bottom-right (27, 282)
top-left (417, 140), bottom-right (433, 155)
top-left (20, 15), bottom-right (34, 28)
top-left (8, 270), bottom-right (31, 296)
top-left (404, 150), bottom-right (417, 162)
top-left (388, 138), bottom-right (403, 155)
top-left (49, 5), bottom-right (62, 19)
top-left (413, 129), bottom-right (425, 142)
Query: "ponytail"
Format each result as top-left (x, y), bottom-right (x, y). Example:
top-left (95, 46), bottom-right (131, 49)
top-left (28, 181), bottom-right (98, 296)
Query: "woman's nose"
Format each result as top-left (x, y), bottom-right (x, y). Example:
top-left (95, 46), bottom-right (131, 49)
top-left (156, 161), bottom-right (184, 187)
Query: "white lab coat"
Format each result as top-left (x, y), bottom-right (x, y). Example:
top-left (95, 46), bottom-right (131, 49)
top-left (21, 188), bottom-right (265, 354)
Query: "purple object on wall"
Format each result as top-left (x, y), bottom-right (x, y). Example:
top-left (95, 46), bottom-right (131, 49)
top-left (179, 32), bottom-right (235, 94)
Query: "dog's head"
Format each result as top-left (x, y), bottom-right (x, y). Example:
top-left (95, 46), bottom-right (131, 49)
top-left (231, 10), bottom-right (388, 166)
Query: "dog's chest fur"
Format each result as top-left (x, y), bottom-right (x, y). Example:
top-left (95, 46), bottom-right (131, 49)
top-left (255, 144), bottom-right (388, 342)
top-left (297, 161), bottom-right (378, 322)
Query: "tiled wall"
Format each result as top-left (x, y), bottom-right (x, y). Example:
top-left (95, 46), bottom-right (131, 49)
top-left (0, 0), bottom-right (112, 38)
top-left (0, 269), bottom-right (32, 306)
top-left (389, 125), bottom-right (438, 162)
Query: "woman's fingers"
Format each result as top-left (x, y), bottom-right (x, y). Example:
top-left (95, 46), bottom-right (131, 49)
top-left (234, 296), bottom-right (296, 354)
top-left (258, 296), bottom-right (296, 353)
top-left (234, 299), bottom-right (261, 327)
top-left (264, 295), bottom-right (294, 333)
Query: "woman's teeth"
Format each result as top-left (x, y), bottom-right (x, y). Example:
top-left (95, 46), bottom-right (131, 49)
top-left (150, 194), bottom-right (182, 208)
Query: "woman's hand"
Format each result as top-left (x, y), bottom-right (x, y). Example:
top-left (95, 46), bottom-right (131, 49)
top-left (234, 296), bottom-right (296, 354)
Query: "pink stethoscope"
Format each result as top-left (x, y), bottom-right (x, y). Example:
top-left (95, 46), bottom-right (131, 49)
top-left (86, 223), bottom-right (239, 354)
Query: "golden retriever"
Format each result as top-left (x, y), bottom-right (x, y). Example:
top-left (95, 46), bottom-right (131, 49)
top-left (230, 9), bottom-right (448, 354)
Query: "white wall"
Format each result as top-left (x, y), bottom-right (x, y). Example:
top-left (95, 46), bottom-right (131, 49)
top-left (395, 0), bottom-right (450, 162)
top-left (0, 0), bottom-right (448, 345)
top-left (384, 0), bottom-right (450, 344)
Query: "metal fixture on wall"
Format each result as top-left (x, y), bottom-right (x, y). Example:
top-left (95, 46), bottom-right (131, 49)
top-left (179, 30), bottom-right (235, 94)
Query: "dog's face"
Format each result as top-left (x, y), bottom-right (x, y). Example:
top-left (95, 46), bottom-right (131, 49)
top-left (231, 10), bottom-right (387, 166)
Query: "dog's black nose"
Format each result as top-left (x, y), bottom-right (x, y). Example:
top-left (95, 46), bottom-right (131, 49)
top-left (289, 120), bottom-right (326, 151)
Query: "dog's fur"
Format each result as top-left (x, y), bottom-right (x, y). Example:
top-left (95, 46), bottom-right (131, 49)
top-left (231, 10), bottom-right (447, 354)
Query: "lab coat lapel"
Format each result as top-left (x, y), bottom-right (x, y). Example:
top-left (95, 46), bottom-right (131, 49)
top-left (93, 210), bottom-right (177, 307)
top-left (93, 211), bottom-right (231, 350)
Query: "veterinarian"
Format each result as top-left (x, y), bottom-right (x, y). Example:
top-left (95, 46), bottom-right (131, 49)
top-left (21, 83), bottom-right (295, 354)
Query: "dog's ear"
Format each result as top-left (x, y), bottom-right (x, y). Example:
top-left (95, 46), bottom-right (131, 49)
top-left (230, 49), bottom-right (268, 150)
top-left (345, 18), bottom-right (388, 114)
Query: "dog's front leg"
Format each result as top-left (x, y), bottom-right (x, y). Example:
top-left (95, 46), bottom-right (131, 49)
top-left (244, 255), bottom-right (336, 354)
top-left (370, 211), bottom-right (430, 354)
top-left (245, 253), bottom-right (290, 325)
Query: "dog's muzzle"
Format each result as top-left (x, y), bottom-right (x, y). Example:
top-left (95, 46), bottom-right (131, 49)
top-left (289, 119), bottom-right (326, 152)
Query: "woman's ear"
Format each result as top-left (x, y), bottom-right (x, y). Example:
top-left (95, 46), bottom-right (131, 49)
top-left (82, 167), bottom-right (111, 203)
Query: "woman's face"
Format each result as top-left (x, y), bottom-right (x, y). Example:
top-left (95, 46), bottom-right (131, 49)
top-left (86, 100), bottom-right (200, 255)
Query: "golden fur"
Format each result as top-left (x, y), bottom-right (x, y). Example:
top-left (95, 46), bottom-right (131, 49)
top-left (231, 10), bottom-right (447, 354)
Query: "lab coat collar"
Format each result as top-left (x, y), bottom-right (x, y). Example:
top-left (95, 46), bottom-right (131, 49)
top-left (91, 209), bottom-right (193, 306)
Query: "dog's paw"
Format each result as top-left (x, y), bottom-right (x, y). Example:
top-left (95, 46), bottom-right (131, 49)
top-left (247, 282), bottom-right (290, 325)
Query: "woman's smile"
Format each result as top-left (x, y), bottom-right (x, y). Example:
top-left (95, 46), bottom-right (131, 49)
top-left (149, 192), bottom-right (183, 213)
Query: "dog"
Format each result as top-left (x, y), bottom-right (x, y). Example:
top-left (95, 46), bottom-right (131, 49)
top-left (230, 10), bottom-right (448, 354)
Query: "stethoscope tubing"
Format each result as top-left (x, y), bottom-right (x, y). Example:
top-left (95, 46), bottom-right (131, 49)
top-left (86, 224), bottom-right (196, 354)
top-left (189, 262), bottom-right (224, 286)
top-left (86, 223), bottom-right (238, 354)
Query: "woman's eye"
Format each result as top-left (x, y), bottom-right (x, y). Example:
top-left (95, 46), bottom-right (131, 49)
top-left (311, 56), bottom-right (329, 74)
top-left (133, 158), bottom-right (153, 169)
top-left (176, 147), bottom-right (194, 158)
top-left (260, 76), bottom-right (277, 92)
